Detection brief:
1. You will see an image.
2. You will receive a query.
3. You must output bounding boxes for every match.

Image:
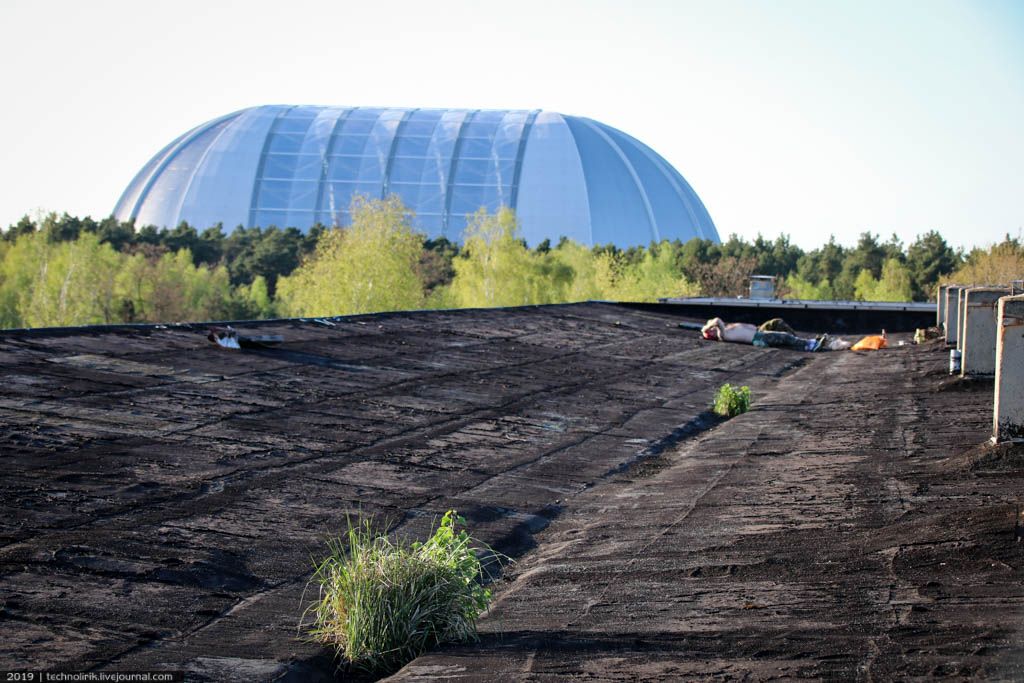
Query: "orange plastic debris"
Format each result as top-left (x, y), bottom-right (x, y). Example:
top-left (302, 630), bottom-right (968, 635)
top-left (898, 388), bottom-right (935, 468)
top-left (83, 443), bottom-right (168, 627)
top-left (851, 334), bottom-right (888, 351)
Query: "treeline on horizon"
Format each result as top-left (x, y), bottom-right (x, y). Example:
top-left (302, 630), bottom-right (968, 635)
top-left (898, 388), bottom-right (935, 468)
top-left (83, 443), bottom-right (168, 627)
top-left (1, 197), bottom-right (1022, 329)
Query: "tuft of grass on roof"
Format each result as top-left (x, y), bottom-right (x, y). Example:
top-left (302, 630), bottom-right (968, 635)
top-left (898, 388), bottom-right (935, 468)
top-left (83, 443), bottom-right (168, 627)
top-left (304, 510), bottom-right (495, 675)
top-left (713, 383), bottom-right (751, 418)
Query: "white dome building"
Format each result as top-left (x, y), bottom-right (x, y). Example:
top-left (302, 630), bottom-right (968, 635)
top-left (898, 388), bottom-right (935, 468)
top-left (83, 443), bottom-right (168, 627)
top-left (115, 106), bottom-right (718, 247)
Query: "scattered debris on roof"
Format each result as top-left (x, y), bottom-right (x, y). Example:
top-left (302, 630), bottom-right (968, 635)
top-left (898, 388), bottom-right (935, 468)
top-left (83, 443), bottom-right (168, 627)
top-left (208, 325), bottom-right (284, 350)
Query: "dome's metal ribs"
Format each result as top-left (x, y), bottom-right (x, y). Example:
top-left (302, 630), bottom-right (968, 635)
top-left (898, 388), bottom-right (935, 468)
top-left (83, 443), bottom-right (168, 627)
top-left (314, 107), bottom-right (356, 226)
top-left (129, 111), bottom-right (240, 224)
top-left (441, 110), bottom-right (478, 238)
top-left (114, 127), bottom-right (193, 220)
top-left (607, 127), bottom-right (708, 240)
top-left (248, 106), bottom-right (297, 228)
top-left (174, 118), bottom-right (237, 230)
top-left (382, 109), bottom-right (417, 200)
top-left (577, 118), bottom-right (660, 243)
top-left (421, 113), bottom-right (447, 213)
top-left (662, 163), bottom-right (715, 240)
top-left (118, 105), bottom-right (715, 246)
top-left (508, 109), bottom-right (541, 211)
top-left (645, 151), bottom-right (707, 240)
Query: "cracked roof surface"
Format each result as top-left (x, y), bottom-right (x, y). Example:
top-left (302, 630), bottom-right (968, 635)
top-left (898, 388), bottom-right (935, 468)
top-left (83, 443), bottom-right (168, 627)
top-left (1, 302), bottom-right (1021, 681)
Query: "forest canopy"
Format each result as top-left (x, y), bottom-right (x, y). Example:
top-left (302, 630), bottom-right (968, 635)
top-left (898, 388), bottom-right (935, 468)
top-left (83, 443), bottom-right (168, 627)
top-left (1, 199), bottom-right (1019, 329)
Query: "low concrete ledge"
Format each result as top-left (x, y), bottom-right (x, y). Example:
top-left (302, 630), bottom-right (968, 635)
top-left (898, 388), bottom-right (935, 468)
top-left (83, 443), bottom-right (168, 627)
top-left (994, 294), bottom-right (1024, 442)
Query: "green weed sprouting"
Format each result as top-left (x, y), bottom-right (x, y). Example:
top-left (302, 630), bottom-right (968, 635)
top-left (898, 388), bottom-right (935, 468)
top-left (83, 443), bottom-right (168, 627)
top-left (304, 510), bottom-right (496, 674)
top-left (713, 383), bottom-right (751, 418)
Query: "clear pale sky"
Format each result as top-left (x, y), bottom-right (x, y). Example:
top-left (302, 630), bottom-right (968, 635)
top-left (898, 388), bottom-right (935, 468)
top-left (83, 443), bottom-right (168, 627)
top-left (0, 0), bottom-right (1021, 250)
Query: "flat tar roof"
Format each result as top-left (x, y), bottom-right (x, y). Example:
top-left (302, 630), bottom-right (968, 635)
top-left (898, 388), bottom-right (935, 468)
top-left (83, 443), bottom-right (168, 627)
top-left (1, 302), bottom-right (1021, 680)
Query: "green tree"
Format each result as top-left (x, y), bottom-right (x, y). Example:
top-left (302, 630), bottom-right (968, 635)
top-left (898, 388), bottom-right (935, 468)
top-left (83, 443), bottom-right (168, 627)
top-left (277, 195), bottom-right (426, 316)
top-left (594, 242), bottom-right (697, 301)
top-left (835, 232), bottom-right (886, 299)
top-left (906, 230), bottom-right (959, 299)
top-left (161, 222), bottom-right (201, 258)
top-left (418, 237), bottom-right (460, 295)
top-left (853, 258), bottom-right (912, 302)
top-left (688, 255), bottom-right (758, 297)
top-left (40, 212), bottom-right (84, 243)
top-left (677, 237), bottom-right (721, 282)
top-left (92, 216), bottom-right (136, 251)
top-left (744, 234), bottom-right (803, 277)
top-left (781, 274), bottom-right (834, 300)
top-left (718, 233), bottom-right (756, 262)
top-left (4, 215), bottom-right (37, 242)
top-left (448, 207), bottom-right (561, 307)
top-left (117, 248), bottom-right (233, 323)
top-left (230, 275), bottom-right (276, 319)
top-left (797, 235), bottom-right (846, 287)
top-left (0, 231), bottom-right (124, 327)
top-left (222, 225), bottom-right (310, 292)
top-left (947, 234), bottom-right (1024, 285)
top-left (550, 239), bottom-right (603, 302)
top-left (882, 233), bottom-right (905, 262)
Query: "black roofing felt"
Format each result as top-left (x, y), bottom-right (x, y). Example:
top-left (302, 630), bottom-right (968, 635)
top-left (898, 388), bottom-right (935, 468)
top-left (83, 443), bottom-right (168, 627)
top-left (1, 302), bottom-right (1021, 680)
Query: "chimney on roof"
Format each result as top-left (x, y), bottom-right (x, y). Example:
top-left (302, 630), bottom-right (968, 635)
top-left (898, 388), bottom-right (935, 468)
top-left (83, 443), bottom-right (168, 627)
top-left (960, 287), bottom-right (1010, 377)
top-left (937, 284), bottom-right (948, 330)
top-left (749, 275), bottom-right (776, 300)
top-left (945, 286), bottom-right (964, 346)
top-left (957, 287), bottom-right (970, 353)
top-left (994, 294), bottom-right (1024, 443)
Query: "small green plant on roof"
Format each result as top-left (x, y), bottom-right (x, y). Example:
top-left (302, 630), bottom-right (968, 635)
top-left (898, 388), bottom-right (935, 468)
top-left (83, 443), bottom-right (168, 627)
top-left (713, 383), bottom-right (751, 418)
top-left (304, 510), bottom-right (495, 674)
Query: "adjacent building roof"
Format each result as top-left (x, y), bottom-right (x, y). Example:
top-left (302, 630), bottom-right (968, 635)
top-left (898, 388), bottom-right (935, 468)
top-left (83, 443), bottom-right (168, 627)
top-left (113, 106), bottom-right (719, 247)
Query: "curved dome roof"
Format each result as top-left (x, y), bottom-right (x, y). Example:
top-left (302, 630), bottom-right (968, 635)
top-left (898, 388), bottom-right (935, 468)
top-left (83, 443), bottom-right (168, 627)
top-left (114, 106), bottom-right (718, 247)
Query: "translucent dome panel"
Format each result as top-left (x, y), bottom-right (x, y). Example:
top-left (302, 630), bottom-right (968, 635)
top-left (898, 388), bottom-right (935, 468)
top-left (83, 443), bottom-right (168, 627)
top-left (178, 106), bottom-right (280, 231)
top-left (114, 131), bottom-right (192, 226)
top-left (516, 112), bottom-right (591, 247)
top-left (564, 116), bottom-right (658, 246)
top-left (114, 106), bottom-right (719, 248)
top-left (596, 123), bottom-right (715, 241)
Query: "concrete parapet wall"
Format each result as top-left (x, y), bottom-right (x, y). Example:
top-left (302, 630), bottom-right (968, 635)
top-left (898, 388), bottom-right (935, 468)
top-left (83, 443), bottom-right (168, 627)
top-left (994, 294), bottom-right (1024, 442)
top-left (961, 288), bottom-right (1009, 377)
